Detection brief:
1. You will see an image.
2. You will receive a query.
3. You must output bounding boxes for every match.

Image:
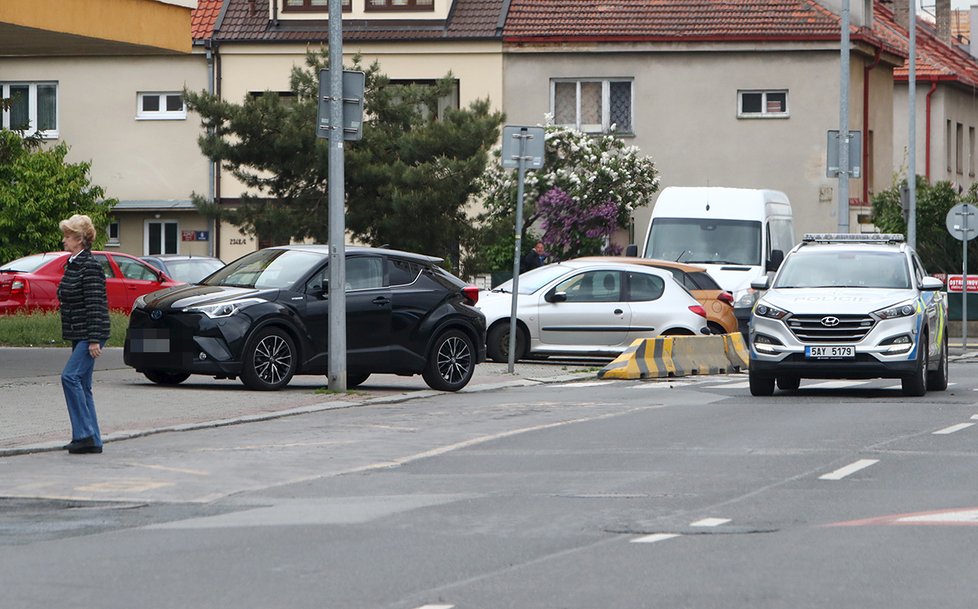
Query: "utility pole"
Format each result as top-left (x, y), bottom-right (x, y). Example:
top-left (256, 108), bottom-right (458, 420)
top-left (908, 0), bottom-right (918, 247)
top-left (838, 0), bottom-right (851, 233)
top-left (327, 0), bottom-right (347, 391)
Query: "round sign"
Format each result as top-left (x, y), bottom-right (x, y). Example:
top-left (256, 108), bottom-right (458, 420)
top-left (946, 203), bottom-right (978, 241)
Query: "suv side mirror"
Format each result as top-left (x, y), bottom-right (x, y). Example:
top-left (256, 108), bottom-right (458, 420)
top-left (767, 249), bottom-right (784, 272)
top-left (751, 277), bottom-right (770, 291)
top-left (920, 276), bottom-right (944, 291)
top-left (625, 244), bottom-right (638, 257)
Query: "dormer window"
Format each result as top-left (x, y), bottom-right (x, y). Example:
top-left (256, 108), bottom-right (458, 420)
top-left (365, 0), bottom-right (434, 11)
top-left (283, 0), bottom-right (351, 12)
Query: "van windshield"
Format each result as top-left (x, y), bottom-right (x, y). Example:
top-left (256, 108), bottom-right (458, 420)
top-left (644, 218), bottom-right (761, 266)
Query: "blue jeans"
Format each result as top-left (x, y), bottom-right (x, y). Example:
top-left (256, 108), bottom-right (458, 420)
top-left (62, 340), bottom-right (104, 446)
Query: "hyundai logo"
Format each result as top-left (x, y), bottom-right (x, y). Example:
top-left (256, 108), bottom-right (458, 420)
top-left (820, 316), bottom-right (840, 327)
top-left (150, 310), bottom-right (163, 321)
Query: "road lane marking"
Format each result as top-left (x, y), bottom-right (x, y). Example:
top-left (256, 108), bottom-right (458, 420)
top-left (414, 605), bottom-right (454, 609)
top-left (933, 422), bottom-right (975, 435)
top-left (691, 518), bottom-right (731, 527)
top-left (803, 380), bottom-right (865, 389)
top-left (631, 533), bottom-right (681, 544)
top-left (553, 381), bottom-right (617, 388)
top-left (970, 414), bottom-right (978, 420)
top-left (819, 459), bottom-right (879, 480)
top-left (829, 507), bottom-right (978, 527)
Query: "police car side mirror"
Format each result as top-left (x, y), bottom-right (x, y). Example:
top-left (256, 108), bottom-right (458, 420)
top-left (767, 249), bottom-right (784, 272)
top-left (920, 276), bottom-right (944, 291)
top-left (751, 277), bottom-right (770, 290)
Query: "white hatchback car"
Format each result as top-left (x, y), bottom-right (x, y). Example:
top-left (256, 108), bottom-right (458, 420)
top-left (478, 260), bottom-right (710, 361)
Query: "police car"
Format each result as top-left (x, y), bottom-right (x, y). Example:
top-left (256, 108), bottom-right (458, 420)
top-left (748, 233), bottom-right (947, 397)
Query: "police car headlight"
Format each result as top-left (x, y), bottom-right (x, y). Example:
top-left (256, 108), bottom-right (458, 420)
top-left (874, 300), bottom-right (917, 320)
top-left (185, 298), bottom-right (263, 318)
top-left (755, 302), bottom-right (789, 320)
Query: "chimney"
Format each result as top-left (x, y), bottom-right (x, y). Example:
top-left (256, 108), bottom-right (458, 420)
top-left (971, 6), bottom-right (978, 57)
top-left (936, 0), bottom-right (951, 43)
top-left (892, 0), bottom-right (910, 33)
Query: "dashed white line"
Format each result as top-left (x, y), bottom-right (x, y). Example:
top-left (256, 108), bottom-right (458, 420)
top-left (819, 459), bottom-right (880, 480)
top-left (414, 605), bottom-right (454, 609)
top-left (803, 380), bottom-right (866, 389)
top-left (631, 533), bottom-right (681, 544)
top-left (933, 422), bottom-right (975, 435)
top-left (691, 517), bottom-right (731, 527)
top-left (970, 414), bottom-right (978, 420)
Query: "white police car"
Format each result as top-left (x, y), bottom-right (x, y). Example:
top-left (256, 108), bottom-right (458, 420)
top-left (748, 233), bottom-right (947, 396)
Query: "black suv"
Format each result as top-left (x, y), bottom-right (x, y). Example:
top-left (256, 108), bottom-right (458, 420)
top-left (124, 245), bottom-right (486, 391)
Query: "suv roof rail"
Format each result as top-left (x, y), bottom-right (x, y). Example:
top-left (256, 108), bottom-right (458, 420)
top-left (801, 233), bottom-right (905, 244)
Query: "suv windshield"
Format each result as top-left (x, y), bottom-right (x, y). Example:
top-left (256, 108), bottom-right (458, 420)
top-left (645, 218), bottom-right (761, 265)
top-left (205, 249), bottom-right (324, 289)
top-left (774, 249), bottom-right (911, 289)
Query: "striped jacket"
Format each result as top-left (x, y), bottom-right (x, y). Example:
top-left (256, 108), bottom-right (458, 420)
top-left (57, 249), bottom-right (111, 342)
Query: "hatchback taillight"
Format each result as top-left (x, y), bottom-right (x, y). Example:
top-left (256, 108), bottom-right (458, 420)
top-left (689, 304), bottom-right (707, 318)
top-left (717, 291), bottom-right (734, 305)
top-left (462, 285), bottom-right (479, 306)
top-left (11, 277), bottom-right (28, 295)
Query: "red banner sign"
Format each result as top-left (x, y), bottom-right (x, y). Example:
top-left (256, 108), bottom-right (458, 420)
top-left (945, 275), bottom-right (978, 292)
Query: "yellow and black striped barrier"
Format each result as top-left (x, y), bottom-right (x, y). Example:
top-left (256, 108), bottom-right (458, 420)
top-left (598, 333), bottom-right (749, 380)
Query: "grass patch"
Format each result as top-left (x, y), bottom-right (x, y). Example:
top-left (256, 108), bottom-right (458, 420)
top-left (0, 311), bottom-right (130, 347)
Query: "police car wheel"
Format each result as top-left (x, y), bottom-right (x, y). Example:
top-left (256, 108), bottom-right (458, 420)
top-left (902, 342), bottom-right (928, 397)
top-left (927, 338), bottom-right (948, 392)
top-left (749, 371), bottom-right (775, 396)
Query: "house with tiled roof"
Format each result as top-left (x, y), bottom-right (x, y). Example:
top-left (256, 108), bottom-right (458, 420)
top-left (0, 0), bottom-right (222, 259)
top-left (206, 0), bottom-right (507, 256)
top-left (878, 1), bottom-right (978, 191)
top-left (502, 0), bottom-right (908, 239)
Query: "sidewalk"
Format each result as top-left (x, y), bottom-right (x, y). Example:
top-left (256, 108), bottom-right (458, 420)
top-left (0, 348), bottom-right (599, 457)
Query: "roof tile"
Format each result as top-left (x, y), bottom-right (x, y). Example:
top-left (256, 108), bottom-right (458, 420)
top-left (191, 0), bottom-right (223, 41)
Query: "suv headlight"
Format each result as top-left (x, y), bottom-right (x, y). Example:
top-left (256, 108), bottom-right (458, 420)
top-left (754, 301), bottom-right (789, 320)
top-left (874, 300), bottom-right (918, 320)
top-left (133, 295), bottom-right (147, 311)
top-left (185, 298), bottom-right (264, 318)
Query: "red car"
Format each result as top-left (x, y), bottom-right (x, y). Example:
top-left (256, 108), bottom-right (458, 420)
top-left (0, 251), bottom-right (181, 314)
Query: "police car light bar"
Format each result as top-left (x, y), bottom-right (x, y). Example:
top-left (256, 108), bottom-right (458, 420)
top-left (802, 233), bottom-right (905, 243)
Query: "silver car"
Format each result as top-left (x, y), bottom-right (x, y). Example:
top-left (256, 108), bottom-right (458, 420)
top-left (478, 260), bottom-right (710, 361)
top-left (748, 233), bottom-right (948, 397)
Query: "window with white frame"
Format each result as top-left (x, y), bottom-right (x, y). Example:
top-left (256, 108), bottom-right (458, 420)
top-left (551, 79), bottom-right (633, 134)
top-left (0, 82), bottom-right (58, 137)
top-left (146, 220), bottom-right (178, 255)
top-left (107, 221), bottom-right (120, 246)
top-left (738, 90), bottom-right (788, 118)
top-left (137, 92), bottom-right (186, 120)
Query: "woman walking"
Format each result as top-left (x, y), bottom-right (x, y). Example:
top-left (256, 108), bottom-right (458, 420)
top-left (58, 214), bottom-right (110, 454)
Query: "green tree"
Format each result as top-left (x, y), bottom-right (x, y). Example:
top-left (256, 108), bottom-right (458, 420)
top-left (0, 129), bottom-right (116, 263)
top-left (872, 176), bottom-right (962, 273)
top-left (184, 49), bottom-right (504, 270)
top-left (471, 124), bottom-right (659, 272)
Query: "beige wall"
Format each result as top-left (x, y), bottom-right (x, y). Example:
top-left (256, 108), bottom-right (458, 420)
top-left (502, 47), bottom-right (895, 241)
top-left (0, 54), bottom-right (210, 203)
top-left (111, 210), bottom-right (214, 257)
top-left (216, 41), bottom-right (504, 200)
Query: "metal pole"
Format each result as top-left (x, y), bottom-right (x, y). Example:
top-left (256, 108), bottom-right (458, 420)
top-left (838, 0), bottom-right (850, 233)
top-left (964, 204), bottom-right (969, 350)
top-left (908, 0), bottom-right (917, 248)
top-left (507, 130), bottom-right (528, 373)
top-left (327, 0), bottom-right (347, 391)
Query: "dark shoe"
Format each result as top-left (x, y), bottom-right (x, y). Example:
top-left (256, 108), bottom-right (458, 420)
top-left (64, 437), bottom-right (92, 451)
top-left (67, 437), bottom-right (102, 454)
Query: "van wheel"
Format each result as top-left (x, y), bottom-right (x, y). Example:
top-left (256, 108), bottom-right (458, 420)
top-left (776, 376), bottom-right (800, 391)
top-left (926, 337), bottom-right (948, 391)
top-left (749, 371), bottom-right (775, 396)
top-left (902, 341), bottom-right (928, 397)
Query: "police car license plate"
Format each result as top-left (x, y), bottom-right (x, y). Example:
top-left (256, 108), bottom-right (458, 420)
top-left (805, 345), bottom-right (855, 359)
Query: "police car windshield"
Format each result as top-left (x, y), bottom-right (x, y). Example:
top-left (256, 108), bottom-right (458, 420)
top-left (774, 250), bottom-right (911, 289)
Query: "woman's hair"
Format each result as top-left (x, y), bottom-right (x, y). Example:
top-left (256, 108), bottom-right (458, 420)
top-left (59, 214), bottom-right (97, 249)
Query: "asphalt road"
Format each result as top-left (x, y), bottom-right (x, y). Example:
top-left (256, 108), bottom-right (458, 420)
top-left (3, 359), bottom-right (978, 608)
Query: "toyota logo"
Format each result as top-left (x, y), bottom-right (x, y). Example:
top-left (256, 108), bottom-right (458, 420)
top-left (150, 310), bottom-right (163, 321)
top-left (820, 316), bottom-right (840, 327)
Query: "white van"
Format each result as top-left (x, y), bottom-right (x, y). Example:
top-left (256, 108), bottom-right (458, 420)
top-left (640, 186), bottom-right (795, 334)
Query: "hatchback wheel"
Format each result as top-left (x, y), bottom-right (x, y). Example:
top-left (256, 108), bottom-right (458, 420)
top-left (422, 329), bottom-right (475, 391)
top-left (241, 327), bottom-right (296, 391)
top-left (486, 322), bottom-right (527, 363)
top-left (143, 370), bottom-right (191, 385)
top-left (347, 373), bottom-right (370, 388)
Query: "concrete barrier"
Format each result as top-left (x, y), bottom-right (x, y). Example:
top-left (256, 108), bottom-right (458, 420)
top-left (598, 334), bottom-right (749, 380)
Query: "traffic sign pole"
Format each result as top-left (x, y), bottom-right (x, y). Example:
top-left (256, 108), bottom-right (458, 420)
top-left (947, 203), bottom-right (977, 349)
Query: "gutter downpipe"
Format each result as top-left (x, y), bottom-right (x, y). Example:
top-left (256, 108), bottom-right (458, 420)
top-left (206, 38), bottom-right (217, 258)
top-left (862, 48), bottom-right (882, 204)
top-left (925, 79), bottom-right (939, 180)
